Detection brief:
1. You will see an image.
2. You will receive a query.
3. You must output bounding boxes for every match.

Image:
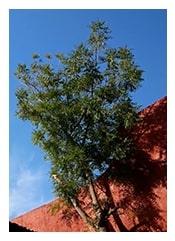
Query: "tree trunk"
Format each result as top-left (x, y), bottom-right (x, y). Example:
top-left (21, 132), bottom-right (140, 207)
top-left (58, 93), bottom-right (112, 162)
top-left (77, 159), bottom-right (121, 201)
top-left (97, 226), bottom-right (109, 232)
top-left (103, 181), bottom-right (129, 232)
top-left (71, 197), bottom-right (110, 231)
top-left (70, 197), bottom-right (94, 227)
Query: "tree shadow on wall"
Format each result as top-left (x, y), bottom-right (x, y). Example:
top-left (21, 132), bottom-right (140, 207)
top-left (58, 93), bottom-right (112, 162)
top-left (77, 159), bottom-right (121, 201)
top-left (110, 148), bottom-right (167, 231)
top-left (134, 96), bottom-right (167, 161)
top-left (118, 96), bottom-right (167, 231)
top-left (101, 97), bottom-right (167, 231)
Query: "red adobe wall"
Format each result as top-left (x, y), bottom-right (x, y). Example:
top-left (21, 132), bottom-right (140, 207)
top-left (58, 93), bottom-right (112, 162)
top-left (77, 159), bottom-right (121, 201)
top-left (11, 96), bottom-right (167, 232)
top-left (134, 96), bottom-right (166, 162)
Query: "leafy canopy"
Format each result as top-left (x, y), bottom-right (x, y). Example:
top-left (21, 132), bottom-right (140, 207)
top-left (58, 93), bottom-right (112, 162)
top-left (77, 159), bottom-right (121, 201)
top-left (15, 20), bottom-right (143, 202)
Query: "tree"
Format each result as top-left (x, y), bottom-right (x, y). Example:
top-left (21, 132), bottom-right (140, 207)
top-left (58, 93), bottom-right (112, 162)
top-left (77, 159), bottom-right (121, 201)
top-left (15, 21), bottom-right (145, 231)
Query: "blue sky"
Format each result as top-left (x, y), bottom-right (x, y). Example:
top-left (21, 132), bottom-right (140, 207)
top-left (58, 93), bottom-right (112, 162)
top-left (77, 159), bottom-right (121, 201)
top-left (9, 9), bottom-right (167, 219)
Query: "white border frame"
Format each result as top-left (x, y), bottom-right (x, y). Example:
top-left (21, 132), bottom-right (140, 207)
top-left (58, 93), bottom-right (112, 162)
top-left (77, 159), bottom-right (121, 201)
top-left (1, 1), bottom-right (174, 240)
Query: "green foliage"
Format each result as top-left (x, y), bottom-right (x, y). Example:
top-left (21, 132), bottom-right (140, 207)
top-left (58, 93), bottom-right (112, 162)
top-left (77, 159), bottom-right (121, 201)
top-left (14, 21), bottom-right (143, 202)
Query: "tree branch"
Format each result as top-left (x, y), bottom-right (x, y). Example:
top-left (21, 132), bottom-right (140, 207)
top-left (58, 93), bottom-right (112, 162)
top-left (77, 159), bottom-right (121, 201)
top-left (88, 176), bottom-right (101, 212)
top-left (102, 181), bottom-right (129, 232)
top-left (70, 197), bottom-right (94, 227)
top-left (52, 174), bottom-right (95, 228)
top-left (107, 202), bottom-right (121, 217)
top-left (129, 221), bottom-right (145, 232)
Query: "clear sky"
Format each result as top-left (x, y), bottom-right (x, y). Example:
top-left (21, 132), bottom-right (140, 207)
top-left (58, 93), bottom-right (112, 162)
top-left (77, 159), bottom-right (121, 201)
top-left (9, 9), bottom-right (167, 219)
